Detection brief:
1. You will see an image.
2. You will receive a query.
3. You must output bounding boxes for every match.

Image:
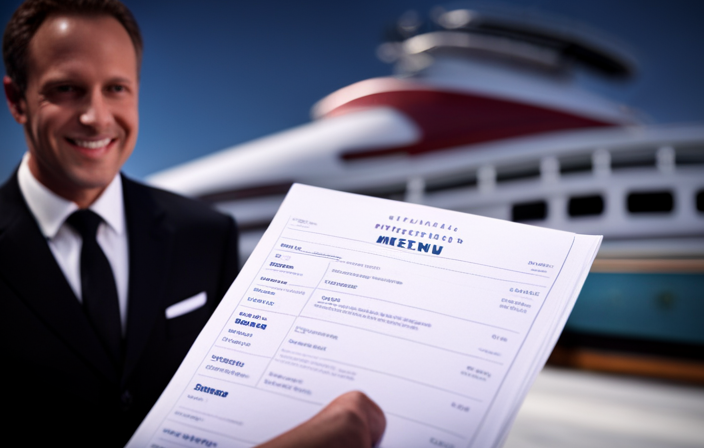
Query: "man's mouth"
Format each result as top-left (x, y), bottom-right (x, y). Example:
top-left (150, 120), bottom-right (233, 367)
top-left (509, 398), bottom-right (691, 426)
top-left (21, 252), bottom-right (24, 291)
top-left (68, 137), bottom-right (113, 149)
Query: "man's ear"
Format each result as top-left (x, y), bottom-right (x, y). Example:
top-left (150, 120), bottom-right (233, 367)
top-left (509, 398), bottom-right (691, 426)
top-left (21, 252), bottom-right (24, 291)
top-left (4, 75), bottom-right (27, 124)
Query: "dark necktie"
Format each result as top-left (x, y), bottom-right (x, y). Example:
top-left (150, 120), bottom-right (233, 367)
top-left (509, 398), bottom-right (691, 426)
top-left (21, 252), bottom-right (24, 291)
top-left (67, 209), bottom-right (123, 368)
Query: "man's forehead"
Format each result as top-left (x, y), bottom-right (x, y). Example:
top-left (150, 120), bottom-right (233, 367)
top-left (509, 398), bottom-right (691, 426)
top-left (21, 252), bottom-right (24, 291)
top-left (27, 13), bottom-right (137, 78)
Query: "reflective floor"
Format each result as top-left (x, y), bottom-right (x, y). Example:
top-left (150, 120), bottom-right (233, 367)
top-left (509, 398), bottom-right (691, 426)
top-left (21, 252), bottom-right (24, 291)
top-left (504, 367), bottom-right (704, 448)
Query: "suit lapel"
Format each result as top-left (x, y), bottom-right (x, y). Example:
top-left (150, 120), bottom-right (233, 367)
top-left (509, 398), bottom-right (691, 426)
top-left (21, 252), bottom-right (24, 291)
top-left (122, 176), bottom-right (175, 383)
top-left (0, 174), bottom-right (118, 383)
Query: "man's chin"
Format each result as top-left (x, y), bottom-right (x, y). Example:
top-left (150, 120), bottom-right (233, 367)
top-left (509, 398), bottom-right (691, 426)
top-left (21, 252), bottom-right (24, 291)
top-left (71, 175), bottom-right (116, 191)
top-left (66, 161), bottom-right (122, 187)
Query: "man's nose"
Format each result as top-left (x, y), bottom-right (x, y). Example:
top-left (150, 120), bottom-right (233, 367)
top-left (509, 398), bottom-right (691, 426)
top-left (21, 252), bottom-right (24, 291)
top-left (79, 90), bottom-right (112, 129)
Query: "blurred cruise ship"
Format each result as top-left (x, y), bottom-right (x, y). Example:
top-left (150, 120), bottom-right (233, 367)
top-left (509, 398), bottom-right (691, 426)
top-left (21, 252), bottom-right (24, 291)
top-left (149, 6), bottom-right (704, 381)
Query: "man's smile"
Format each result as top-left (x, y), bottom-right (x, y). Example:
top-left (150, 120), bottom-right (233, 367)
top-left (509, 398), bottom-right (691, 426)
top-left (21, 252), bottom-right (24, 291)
top-left (67, 137), bottom-right (114, 150)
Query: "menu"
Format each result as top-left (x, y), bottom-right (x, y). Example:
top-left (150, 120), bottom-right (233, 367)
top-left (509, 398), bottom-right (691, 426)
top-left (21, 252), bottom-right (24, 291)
top-left (127, 184), bottom-right (601, 448)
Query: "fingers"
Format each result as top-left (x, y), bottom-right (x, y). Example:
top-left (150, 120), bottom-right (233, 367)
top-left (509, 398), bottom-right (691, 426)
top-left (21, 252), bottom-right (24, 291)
top-left (255, 391), bottom-right (386, 448)
top-left (326, 391), bottom-right (386, 446)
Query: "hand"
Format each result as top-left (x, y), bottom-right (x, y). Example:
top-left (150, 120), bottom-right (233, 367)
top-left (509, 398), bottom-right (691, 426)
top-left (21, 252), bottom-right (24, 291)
top-left (256, 391), bottom-right (386, 448)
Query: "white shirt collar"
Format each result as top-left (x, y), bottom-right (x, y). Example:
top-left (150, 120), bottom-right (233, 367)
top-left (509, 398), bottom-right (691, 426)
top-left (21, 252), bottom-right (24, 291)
top-left (90, 169), bottom-right (125, 236)
top-left (17, 153), bottom-right (125, 238)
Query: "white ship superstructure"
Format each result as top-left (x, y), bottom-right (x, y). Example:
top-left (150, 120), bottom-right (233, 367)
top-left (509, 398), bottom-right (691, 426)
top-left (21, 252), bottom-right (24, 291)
top-left (148, 6), bottom-right (704, 366)
top-left (149, 5), bottom-right (703, 262)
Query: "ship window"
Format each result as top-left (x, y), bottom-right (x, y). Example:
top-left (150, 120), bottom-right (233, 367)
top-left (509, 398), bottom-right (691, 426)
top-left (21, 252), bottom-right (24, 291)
top-left (425, 172), bottom-right (477, 193)
top-left (627, 191), bottom-right (674, 213)
top-left (351, 183), bottom-right (406, 201)
top-left (496, 162), bottom-right (541, 183)
top-left (697, 190), bottom-right (704, 212)
top-left (559, 154), bottom-right (592, 175)
top-left (676, 146), bottom-right (704, 165)
top-left (568, 194), bottom-right (604, 217)
top-left (198, 181), bottom-right (293, 203)
top-left (611, 148), bottom-right (657, 170)
top-left (512, 200), bottom-right (547, 222)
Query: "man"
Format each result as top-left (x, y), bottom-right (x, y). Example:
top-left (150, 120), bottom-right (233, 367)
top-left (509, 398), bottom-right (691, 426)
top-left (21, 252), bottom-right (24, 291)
top-left (0, 0), bottom-right (384, 446)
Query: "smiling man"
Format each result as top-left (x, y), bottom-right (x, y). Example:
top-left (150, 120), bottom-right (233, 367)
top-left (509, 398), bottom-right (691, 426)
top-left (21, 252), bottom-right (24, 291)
top-left (0, 1), bottom-right (383, 447)
top-left (1, 1), bottom-right (239, 445)
top-left (11, 12), bottom-right (138, 208)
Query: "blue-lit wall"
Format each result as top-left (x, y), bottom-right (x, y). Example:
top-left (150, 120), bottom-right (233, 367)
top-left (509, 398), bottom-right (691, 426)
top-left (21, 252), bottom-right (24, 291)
top-left (1, 0), bottom-right (704, 183)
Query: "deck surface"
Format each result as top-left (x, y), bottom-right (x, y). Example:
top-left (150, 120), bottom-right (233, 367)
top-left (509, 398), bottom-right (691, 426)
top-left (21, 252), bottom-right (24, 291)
top-left (504, 367), bottom-right (704, 448)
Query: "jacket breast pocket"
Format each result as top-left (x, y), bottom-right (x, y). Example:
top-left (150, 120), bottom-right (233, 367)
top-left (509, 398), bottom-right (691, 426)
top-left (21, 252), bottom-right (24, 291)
top-left (165, 291), bottom-right (208, 338)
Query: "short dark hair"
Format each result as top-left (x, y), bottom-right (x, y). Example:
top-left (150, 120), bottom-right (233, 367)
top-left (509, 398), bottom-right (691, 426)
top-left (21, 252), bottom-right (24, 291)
top-left (3, 0), bottom-right (143, 93)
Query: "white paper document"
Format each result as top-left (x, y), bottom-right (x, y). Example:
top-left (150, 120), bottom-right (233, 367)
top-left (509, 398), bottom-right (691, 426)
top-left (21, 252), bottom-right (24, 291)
top-left (128, 184), bottom-right (601, 448)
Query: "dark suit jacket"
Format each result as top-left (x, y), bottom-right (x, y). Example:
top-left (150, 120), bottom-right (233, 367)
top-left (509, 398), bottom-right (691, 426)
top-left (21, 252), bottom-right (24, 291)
top-left (0, 172), bottom-right (239, 447)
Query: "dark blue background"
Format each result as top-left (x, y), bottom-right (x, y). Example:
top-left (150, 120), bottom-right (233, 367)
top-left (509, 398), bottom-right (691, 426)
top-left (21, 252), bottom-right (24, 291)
top-left (2, 0), bottom-right (703, 183)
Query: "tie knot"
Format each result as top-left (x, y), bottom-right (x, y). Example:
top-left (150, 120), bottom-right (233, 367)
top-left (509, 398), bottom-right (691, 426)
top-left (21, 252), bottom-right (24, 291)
top-left (67, 209), bottom-right (103, 239)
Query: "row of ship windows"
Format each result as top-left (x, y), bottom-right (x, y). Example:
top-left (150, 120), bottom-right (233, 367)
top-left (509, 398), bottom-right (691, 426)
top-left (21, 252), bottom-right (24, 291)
top-left (512, 190), bottom-right (704, 222)
top-left (351, 152), bottom-right (704, 200)
top-left (201, 146), bottom-right (703, 205)
top-left (232, 189), bottom-right (704, 233)
top-left (425, 145), bottom-right (704, 193)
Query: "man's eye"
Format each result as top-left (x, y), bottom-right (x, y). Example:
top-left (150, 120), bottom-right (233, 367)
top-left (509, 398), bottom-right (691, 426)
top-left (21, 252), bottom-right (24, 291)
top-left (108, 85), bottom-right (126, 93)
top-left (55, 85), bottom-right (76, 93)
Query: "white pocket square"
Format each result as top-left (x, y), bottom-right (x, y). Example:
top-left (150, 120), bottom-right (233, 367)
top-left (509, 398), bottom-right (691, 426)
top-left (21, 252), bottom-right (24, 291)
top-left (165, 291), bottom-right (207, 319)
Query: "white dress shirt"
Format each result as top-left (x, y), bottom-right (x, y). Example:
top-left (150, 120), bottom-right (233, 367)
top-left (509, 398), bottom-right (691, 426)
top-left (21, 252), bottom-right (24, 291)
top-left (17, 153), bottom-right (130, 334)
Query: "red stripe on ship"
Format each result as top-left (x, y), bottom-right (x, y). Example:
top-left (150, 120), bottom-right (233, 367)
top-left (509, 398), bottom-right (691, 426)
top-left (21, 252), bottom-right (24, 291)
top-left (322, 90), bottom-right (617, 161)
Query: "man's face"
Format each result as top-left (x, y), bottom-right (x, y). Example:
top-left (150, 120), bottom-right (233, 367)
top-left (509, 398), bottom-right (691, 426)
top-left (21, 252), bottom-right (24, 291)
top-left (7, 14), bottom-right (139, 206)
